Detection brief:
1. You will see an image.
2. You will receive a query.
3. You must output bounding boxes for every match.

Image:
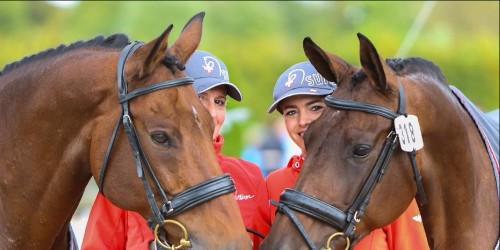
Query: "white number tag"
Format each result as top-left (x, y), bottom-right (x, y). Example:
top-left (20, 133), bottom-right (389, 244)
top-left (394, 115), bottom-right (424, 152)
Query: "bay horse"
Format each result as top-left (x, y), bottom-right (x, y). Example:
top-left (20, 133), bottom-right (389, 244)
top-left (261, 33), bottom-right (499, 250)
top-left (0, 12), bottom-right (250, 250)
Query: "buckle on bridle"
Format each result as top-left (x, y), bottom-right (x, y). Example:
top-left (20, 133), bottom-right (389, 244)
top-left (161, 201), bottom-right (174, 215)
top-left (353, 211), bottom-right (361, 223)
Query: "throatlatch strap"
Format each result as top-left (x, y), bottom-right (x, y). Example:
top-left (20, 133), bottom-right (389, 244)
top-left (409, 150), bottom-right (427, 205)
top-left (98, 114), bottom-right (122, 194)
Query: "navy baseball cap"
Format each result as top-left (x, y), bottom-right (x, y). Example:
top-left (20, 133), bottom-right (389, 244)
top-left (185, 50), bottom-right (242, 101)
top-left (267, 61), bottom-right (337, 113)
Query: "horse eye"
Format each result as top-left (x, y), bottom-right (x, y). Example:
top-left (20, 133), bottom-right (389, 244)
top-left (353, 144), bottom-right (372, 158)
top-left (151, 131), bottom-right (172, 146)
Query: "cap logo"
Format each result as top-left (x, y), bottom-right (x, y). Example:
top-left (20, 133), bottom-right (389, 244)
top-left (202, 56), bottom-right (229, 81)
top-left (202, 60), bottom-right (214, 73)
top-left (284, 68), bottom-right (332, 89)
top-left (285, 69), bottom-right (305, 88)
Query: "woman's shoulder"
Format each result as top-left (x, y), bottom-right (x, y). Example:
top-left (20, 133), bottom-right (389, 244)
top-left (266, 165), bottom-right (289, 179)
top-left (266, 155), bottom-right (300, 180)
top-left (219, 154), bottom-right (264, 179)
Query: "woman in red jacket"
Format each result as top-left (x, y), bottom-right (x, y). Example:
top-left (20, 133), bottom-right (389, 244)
top-left (82, 50), bottom-right (271, 250)
top-left (266, 61), bottom-right (429, 249)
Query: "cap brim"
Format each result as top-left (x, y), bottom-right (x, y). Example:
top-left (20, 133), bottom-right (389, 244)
top-left (267, 88), bottom-right (333, 113)
top-left (197, 80), bottom-right (242, 102)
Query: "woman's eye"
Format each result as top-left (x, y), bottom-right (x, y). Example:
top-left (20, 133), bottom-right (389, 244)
top-left (311, 105), bottom-right (324, 112)
top-left (215, 99), bottom-right (226, 106)
top-left (353, 144), bottom-right (372, 158)
top-left (284, 110), bottom-right (296, 116)
top-left (151, 132), bottom-right (172, 146)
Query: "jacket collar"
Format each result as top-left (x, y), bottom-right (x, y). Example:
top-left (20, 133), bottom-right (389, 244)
top-left (213, 134), bottom-right (224, 154)
top-left (287, 154), bottom-right (304, 173)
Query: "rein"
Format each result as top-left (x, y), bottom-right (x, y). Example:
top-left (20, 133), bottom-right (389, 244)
top-left (275, 86), bottom-right (426, 250)
top-left (98, 42), bottom-right (236, 246)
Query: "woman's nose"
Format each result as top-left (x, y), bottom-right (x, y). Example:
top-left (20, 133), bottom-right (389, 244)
top-left (299, 114), bottom-right (311, 127)
top-left (202, 102), bottom-right (215, 116)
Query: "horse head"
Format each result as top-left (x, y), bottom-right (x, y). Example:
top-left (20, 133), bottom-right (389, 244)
top-left (90, 13), bottom-right (250, 249)
top-left (262, 33), bottom-right (499, 249)
top-left (0, 12), bottom-right (250, 250)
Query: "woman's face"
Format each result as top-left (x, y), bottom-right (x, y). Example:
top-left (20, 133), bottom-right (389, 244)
top-left (197, 85), bottom-right (227, 140)
top-left (279, 95), bottom-right (326, 154)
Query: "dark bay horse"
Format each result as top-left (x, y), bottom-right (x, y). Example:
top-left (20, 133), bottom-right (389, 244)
top-left (0, 13), bottom-right (250, 249)
top-left (261, 33), bottom-right (499, 250)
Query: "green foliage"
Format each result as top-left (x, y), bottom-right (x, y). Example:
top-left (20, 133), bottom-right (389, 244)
top-left (1, 1), bottom-right (498, 158)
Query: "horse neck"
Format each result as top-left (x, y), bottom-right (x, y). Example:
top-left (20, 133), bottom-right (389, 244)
top-left (414, 84), bottom-right (499, 249)
top-left (0, 49), bottom-right (118, 248)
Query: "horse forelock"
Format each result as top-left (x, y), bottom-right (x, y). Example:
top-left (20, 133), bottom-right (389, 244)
top-left (0, 34), bottom-right (130, 76)
top-left (350, 69), bottom-right (367, 89)
top-left (162, 54), bottom-right (186, 74)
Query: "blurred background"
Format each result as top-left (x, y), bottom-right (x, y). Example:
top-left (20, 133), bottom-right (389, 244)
top-left (1, 1), bottom-right (498, 247)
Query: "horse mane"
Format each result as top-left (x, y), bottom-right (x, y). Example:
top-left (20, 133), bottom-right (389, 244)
top-left (350, 57), bottom-right (447, 87)
top-left (387, 57), bottom-right (447, 84)
top-left (0, 34), bottom-right (130, 76)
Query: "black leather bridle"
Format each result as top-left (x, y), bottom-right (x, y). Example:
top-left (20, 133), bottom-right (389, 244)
top-left (98, 41), bottom-right (236, 231)
top-left (273, 86), bottom-right (426, 250)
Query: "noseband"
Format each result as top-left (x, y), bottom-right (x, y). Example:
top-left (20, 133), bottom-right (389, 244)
top-left (98, 42), bottom-right (235, 237)
top-left (274, 86), bottom-right (426, 250)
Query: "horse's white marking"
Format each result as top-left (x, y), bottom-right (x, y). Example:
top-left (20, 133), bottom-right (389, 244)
top-left (331, 110), bottom-right (340, 119)
top-left (192, 106), bottom-right (202, 129)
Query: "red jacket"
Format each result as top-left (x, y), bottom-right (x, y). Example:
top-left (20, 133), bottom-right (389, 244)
top-left (82, 135), bottom-right (271, 250)
top-left (266, 154), bottom-right (429, 250)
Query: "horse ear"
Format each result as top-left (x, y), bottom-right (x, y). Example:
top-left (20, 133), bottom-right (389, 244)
top-left (126, 12), bottom-right (204, 79)
top-left (128, 24), bottom-right (173, 79)
top-left (167, 12), bottom-right (205, 64)
top-left (358, 33), bottom-right (397, 92)
top-left (303, 37), bottom-right (354, 85)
